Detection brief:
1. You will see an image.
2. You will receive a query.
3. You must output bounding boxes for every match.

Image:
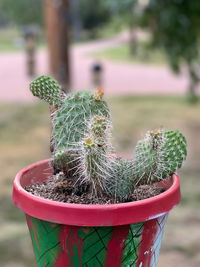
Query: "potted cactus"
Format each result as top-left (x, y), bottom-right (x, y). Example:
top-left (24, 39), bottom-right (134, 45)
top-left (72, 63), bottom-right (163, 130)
top-left (13, 75), bottom-right (187, 267)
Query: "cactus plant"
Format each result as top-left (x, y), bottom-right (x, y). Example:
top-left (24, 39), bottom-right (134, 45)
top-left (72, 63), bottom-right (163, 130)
top-left (29, 75), bottom-right (187, 202)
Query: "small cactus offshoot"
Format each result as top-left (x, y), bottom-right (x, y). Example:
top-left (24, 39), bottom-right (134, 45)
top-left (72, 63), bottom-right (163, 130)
top-left (133, 129), bottom-right (187, 185)
top-left (29, 75), bottom-right (187, 202)
top-left (52, 149), bottom-right (80, 176)
top-left (30, 75), bottom-right (62, 107)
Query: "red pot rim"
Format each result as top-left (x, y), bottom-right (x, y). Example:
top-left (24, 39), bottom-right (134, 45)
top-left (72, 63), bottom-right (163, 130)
top-left (12, 159), bottom-right (181, 226)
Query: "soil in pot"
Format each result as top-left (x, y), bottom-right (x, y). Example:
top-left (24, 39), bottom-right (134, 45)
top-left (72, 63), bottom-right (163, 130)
top-left (25, 172), bottom-right (165, 204)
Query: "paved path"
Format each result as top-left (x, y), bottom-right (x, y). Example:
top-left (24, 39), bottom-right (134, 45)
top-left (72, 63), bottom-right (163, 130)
top-left (0, 33), bottom-right (197, 102)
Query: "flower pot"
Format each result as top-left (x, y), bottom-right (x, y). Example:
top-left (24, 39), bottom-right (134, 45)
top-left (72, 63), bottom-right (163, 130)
top-left (13, 159), bottom-right (181, 267)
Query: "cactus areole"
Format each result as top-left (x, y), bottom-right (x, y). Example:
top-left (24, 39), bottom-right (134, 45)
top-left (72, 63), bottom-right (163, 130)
top-left (13, 75), bottom-right (186, 266)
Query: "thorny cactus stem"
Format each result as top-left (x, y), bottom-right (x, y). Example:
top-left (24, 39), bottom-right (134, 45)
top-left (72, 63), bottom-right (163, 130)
top-left (133, 129), bottom-right (187, 185)
top-left (80, 137), bottom-right (111, 196)
top-left (106, 158), bottom-right (135, 201)
top-left (77, 116), bottom-right (113, 196)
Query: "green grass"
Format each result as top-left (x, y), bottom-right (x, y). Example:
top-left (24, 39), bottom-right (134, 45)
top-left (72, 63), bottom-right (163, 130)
top-left (1, 96), bottom-right (200, 266)
top-left (0, 28), bottom-right (23, 52)
top-left (95, 19), bottom-right (127, 40)
top-left (91, 42), bottom-right (168, 66)
top-left (80, 18), bottom-right (126, 41)
top-left (0, 27), bottom-right (46, 52)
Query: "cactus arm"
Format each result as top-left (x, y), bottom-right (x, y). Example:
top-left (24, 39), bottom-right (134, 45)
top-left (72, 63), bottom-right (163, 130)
top-left (133, 129), bottom-right (187, 185)
top-left (30, 75), bottom-right (63, 107)
top-left (76, 116), bottom-right (113, 196)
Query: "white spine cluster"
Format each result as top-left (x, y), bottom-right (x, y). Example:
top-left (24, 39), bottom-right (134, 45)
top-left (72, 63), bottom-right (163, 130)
top-left (75, 116), bottom-right (114, 196)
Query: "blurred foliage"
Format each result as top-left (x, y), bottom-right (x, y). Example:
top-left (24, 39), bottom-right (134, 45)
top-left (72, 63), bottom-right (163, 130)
top-left (0, 28), bottom-right (23, 52)
top-left (142, 0), bottom-right (200, 102)
top-left (79, 0), bottom-right (111, 38)
top-left (106, 0), bottom-right (140, 54)
top-left (0, 0), bottom-right (43, 27)
top-left (106, 0), bottom-right (139, 23)
top-left (106, 0), bottom-right (200, 102)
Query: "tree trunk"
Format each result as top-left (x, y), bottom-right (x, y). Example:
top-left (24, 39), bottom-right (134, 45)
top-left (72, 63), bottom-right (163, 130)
top-left (129, 26), bottom-right (137, 56)
top-left (187, 67), bottom-right (199, 103)
top-left (44, 0), bottom-right (71, 93)
top-left (187, 78), bottom-right (198, 103)
top-left (70, 0), bottom-right (82, 41)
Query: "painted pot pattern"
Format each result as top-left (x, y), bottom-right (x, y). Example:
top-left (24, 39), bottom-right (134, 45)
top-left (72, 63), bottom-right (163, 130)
top-left (26, 214), bottom-right (167, 267)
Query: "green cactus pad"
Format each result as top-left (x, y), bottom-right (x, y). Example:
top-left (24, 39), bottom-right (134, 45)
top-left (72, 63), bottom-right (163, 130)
top-left (53, 91), bottom-right (110, 152)
top-left (133, 129), bottom-right (187, 184)
top-left (30, 75), bottom-right (62, 106)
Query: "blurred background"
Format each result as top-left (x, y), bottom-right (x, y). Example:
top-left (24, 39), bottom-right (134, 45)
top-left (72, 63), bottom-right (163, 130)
top-left (0, 0), bottom-right (200, 266)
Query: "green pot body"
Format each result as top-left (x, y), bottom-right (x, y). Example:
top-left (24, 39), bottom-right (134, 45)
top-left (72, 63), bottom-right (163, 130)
top-left (26, 214), bottom-right (168, 267)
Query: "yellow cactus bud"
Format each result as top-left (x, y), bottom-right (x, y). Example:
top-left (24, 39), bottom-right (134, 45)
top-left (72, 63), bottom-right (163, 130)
top-left (150, 129), bottom-right (161, 136)
top-left (83, 137), bottom-right (95, 148)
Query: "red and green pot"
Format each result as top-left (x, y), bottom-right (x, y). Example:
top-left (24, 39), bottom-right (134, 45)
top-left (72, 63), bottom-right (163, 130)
top-left (13, 159), bottom-right (181, 267)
